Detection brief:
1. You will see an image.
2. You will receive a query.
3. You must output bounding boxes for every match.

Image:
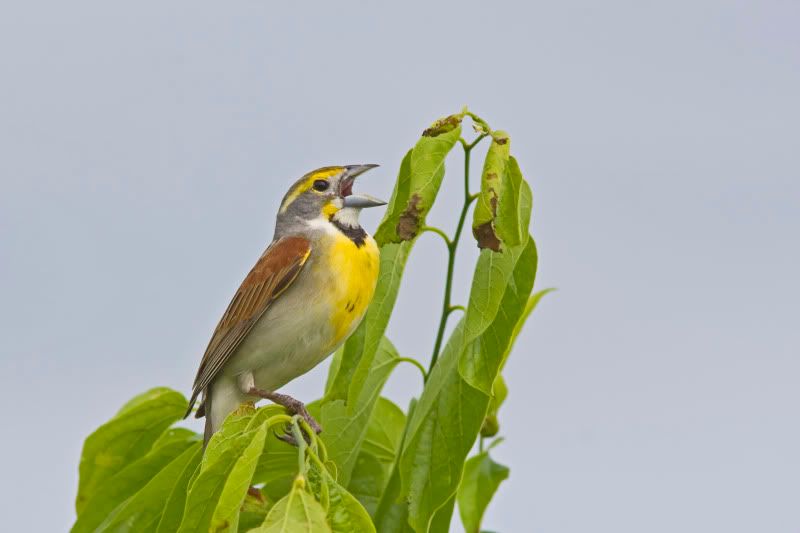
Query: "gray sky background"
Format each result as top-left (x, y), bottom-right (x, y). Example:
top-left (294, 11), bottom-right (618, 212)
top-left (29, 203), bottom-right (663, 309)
top-left (1, 1), bottom-right (798, 532)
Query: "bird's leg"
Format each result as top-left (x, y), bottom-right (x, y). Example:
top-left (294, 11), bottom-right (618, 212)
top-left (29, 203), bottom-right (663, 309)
top-left (247, 387), bottom-right (322, 435)
top-left (236, 373), bottom-right (322, 445)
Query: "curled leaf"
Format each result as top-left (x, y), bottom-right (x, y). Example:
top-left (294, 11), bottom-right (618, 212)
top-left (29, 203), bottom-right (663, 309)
top-left (473, 131), bottom-right (511, 251)
top-left (422, 112), bottom-right (464, 137)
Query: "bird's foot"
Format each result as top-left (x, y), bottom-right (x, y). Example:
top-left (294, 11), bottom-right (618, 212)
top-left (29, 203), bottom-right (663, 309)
top-left (247, 388), bottom-right (322, 446)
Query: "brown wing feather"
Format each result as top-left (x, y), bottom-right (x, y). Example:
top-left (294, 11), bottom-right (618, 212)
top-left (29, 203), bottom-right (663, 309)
top-left (185, 236), bottom-right (311, 418)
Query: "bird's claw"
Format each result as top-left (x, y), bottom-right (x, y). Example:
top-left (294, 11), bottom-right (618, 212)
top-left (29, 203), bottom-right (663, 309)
top-left (277, 429), bottom-right (309, 447)
top-left (276, 414), bottom-right (322, 447)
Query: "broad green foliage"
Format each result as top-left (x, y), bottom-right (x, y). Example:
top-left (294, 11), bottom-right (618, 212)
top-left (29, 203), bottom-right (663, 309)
top-left (75, 387), bottom-right (187, 514)
top-left (97, 445), bottom-right (201, 532)
top-left (312, 336), bottom-right (400, 485)
top-left (73, 110), bottom-right (549, 532)
top-left (361, 397), bottom-right (406, 468)
top-left (73, 435), bottom-right (199, 532)
top-left (457, 445), bottom-right (510, 533)
top-left (398, 238), bottom-right (537, 532)
top-left (253, 478), bottom-right (330, 533)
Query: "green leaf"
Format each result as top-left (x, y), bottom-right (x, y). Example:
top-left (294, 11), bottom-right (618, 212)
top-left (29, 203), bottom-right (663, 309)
top-left (429, 494), bottom-right (457, 533)
top-left (152, 427), bottom-right (201, 449)
top-left (178, 423), bottom-right (268, 532)
top-left (347, 452), bottom-right (385, 517)
top-left (253, 436), bottom-right (299, 500)
top-left (399, 238), bottom-right (537, 532)
top-left (361, 397), bottom-right (406, 468)
top-left (373, 399), bottom-right (417, 533)
top-left (238, 491), bottom-right (273, 532)
top-left (72, 435), bottom-right (197, 533)
top-left (460, 240), bottom-right (539, 394)
top-left (476, 288), bottom-right (552, 439)
top-left (210, 423), bottom-right (269, 532)
top-left (495, 155), bottom-right (533, 248)
top-left (457, 451), bottom-right (510, 533)
top-left (252, 478), bottom-right (331, 533)
top-left (462, 245), bottom-right (525, 345)
top-left (374, 117), bottom-right (462, 244)
top-left (459, 239), bottom-right (537, 395)
top-left (373, 466), bottom-right (414, 533)
top-left (75, 387), bottom-right (187, 514)
top-left (314, 337), bottom-right (401, 485)
top-left (307, 462), bottom-right (376, 533)
top-left (156, 448), bottom-right (204, 533)
top-left (245, 404), bottom-right (299, 497)
top-left (347, 397), bottom-right (406, 516)
top-left (372, 149), bottom-right (413, 245)
top-left (115, 386), bottom-right (181, 417)
top-left (501, 288), bottom-right (555, 368)
top-left (203, 404), bottom-right (258, 468)
top-left (480, 375), bottom-right (507, 438)
top-left (92, 443), bottom-right (202, 533)
top-left (472, 132), bottom-right (510, 251)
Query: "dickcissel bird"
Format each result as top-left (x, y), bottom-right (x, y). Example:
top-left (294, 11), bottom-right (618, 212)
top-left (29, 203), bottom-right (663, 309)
top-left (186, 165), bottom-right (385, 444)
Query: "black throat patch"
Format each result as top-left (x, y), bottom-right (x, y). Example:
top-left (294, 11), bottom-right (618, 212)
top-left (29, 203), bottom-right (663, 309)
top-left (331, 218), bottom-right (367, 247)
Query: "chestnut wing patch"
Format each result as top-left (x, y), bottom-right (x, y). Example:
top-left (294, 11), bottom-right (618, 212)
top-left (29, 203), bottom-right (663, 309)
top-left (186, 236), bottom-right (311, 417)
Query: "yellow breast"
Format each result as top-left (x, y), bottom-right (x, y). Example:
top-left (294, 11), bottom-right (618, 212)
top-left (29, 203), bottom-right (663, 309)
top-left (324, 232), bottom-right (380, 347)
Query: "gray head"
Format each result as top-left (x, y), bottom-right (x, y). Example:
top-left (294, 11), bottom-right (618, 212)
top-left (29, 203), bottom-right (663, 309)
top-left (274, 164), bottom-right (386, 238)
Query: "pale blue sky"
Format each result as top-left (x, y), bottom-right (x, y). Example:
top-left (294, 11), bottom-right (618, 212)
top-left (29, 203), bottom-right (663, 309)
top-left (1, 1), bottom-right (799, 531)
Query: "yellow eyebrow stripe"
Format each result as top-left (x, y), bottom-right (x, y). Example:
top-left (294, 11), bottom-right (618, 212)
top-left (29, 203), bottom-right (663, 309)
top-left (280, 167), bottom-right (344, 213)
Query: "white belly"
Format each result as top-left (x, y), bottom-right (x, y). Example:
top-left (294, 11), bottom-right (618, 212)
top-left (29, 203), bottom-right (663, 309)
top-left (221, 261), bottom-right (338, 391)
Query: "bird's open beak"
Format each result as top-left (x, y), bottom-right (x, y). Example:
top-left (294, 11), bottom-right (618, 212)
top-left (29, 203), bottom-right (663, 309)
top-left (341, 164), bottom-right (387, 209)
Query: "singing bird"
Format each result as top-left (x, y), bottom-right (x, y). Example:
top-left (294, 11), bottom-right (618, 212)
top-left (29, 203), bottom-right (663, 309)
top-left (186, 165), bottom-right (386, 444)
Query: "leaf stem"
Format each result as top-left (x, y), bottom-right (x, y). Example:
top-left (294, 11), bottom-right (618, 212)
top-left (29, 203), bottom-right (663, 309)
top-left (397, 357), bottom-right (428, 381)
top-left (290, 416), bottom-right (308, 476)
top-left (427, 134), bottom-right (487, 378)
top-left (420, 225), bottom-right (452, 247)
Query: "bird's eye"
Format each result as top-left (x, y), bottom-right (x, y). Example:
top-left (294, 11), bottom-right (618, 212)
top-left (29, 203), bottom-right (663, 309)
top-left (312, 179), bottom-right (330, 192)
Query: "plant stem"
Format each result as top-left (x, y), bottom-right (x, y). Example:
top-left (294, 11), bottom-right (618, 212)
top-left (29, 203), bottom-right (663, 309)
top-left (427, 134), bottom-right (487, 378)
top-left (397, 357), bottom-right (428, 381)
top-left (290, 416), bottom-right (307, 475)
top-left (420, 225), bottom-right (452, 247)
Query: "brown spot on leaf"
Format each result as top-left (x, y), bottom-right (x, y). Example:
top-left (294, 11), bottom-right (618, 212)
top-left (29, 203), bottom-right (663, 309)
top-left (397, 193), bottom-right (423, 240)
top-left (247, 486), bottom-right (265, 502)
top-left (474, 221), bottom-right (502, 252)
top-left (422, 115), bottom-right (462, 137)
top-left (490, 194), bottom-right (498, 216)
